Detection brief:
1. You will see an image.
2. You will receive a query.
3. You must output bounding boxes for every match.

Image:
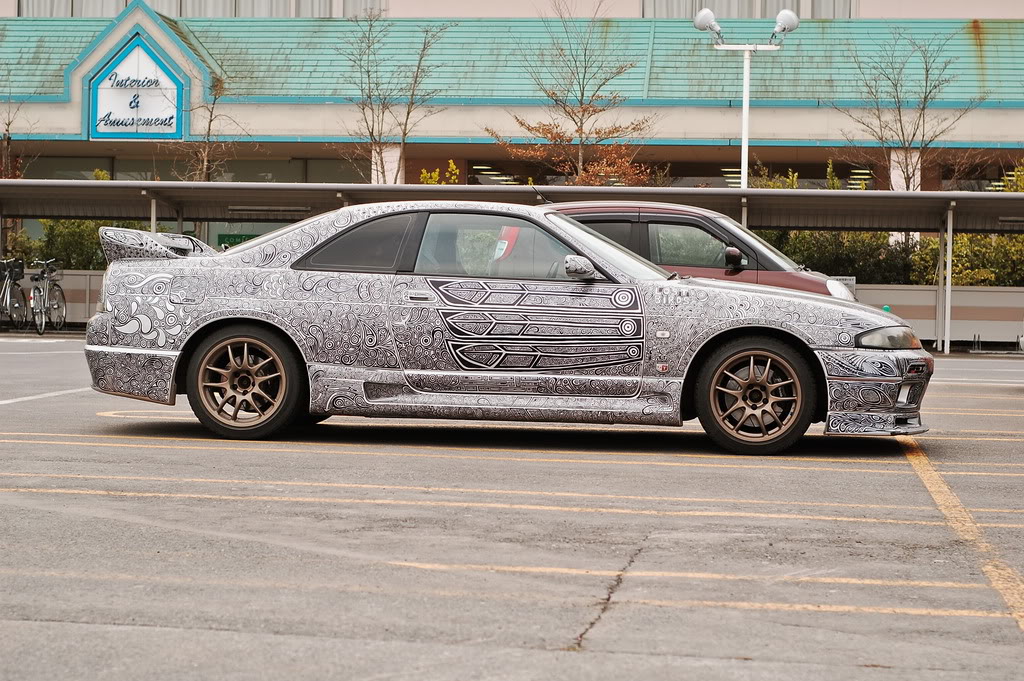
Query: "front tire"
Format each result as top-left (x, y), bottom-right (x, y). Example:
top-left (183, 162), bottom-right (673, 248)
top-left (186, 324), bottom-right (303, 439)
top-left (49, 284), bottom-right (66, 331)
top-left (695, 336), bottom-right (817, 455)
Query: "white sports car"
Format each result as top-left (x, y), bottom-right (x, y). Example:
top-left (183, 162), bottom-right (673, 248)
top-left (86, 201), bottom-right (932, 454)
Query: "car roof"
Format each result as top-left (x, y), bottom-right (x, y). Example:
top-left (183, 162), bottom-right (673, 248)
top-left (549, 200), bottom-right (731, 221)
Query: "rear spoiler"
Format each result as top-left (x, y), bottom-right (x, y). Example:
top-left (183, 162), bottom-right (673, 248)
top-left (99, 227), bottom-right (218, 263)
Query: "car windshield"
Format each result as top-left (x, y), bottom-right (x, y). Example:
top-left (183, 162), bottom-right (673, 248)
top-left (546, 212), bottom-right (671, 281)
top-left (714, 216), bottom-right (801, 271)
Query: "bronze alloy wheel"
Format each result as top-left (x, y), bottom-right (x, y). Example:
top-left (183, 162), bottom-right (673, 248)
top-left (197, 337), bottom-right (287, 429)
top-left (708, 350), bottom-right (802, 443)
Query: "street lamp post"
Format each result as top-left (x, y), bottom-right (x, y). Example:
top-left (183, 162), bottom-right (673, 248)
top-left (693, 8), bottom-right (799, 190)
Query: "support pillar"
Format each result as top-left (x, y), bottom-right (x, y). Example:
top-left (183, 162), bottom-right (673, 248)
top-left (944, 202), bottom-right (954, 354)
top-left (889, 149), bottom-right (922, 192)
top-left (372, 147), bottom-right (404, 184)
top-left (150, 198), bottom-right (157, 233)
top-left (936, 226), bottom-right (945, 351)
top-left (176, 210), bottom-right (183, 235)
top-left (740, 49), bottom-right (751, 189)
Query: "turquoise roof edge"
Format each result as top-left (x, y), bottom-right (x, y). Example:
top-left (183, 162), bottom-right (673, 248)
top-left (9, 134), bottom-right (1024, 149)
top-left (0, 0), bottom-right (213, 103)
top-left (2, 3), bottom-right (1023, 107)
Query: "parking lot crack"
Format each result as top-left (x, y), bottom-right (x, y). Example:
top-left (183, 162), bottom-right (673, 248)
top-left (567, 533), bottom-right (650, 652)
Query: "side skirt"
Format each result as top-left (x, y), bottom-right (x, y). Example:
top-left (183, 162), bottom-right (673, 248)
top-left (307, 364), bottom-right (683, 427)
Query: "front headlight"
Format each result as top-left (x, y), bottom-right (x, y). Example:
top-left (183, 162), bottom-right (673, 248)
top-left (825, 279), bottom-right (856, 301)
top-left (856, 326), bottom-right (922, 350)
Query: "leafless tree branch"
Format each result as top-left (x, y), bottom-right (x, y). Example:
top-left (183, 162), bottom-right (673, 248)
top-left (831, 28), bottom-right (986, 190)
top-left (335, 12), bottom-right (454, 183)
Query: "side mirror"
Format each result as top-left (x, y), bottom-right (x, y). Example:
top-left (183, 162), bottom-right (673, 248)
top-left (725, 246), bottom-right (744, 270)
top-left (564, 254), bottom-right (597, 280)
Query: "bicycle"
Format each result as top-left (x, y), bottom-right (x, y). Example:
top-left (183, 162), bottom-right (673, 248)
top-left (28, 258), bottom-right (66, 335)
top-left (0, 258), bottom-right (28, 331)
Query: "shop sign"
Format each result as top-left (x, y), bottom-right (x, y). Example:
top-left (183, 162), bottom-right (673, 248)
top-left (90, 35), bottom-right (184, 139)
top-left (217, 233), bottom-right (259, 248)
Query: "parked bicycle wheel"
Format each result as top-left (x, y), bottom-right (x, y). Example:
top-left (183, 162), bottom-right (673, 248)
top-left (49, 283), bottom-right (66, 331)
top-left (30, 285), bottom-right (45, 335)
top-left (10, 285), bottom-right (28, 330)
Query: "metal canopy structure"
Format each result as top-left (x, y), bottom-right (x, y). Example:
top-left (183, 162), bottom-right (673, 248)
top-left (2, 179), bottom-right (1022, 355)
top-left (1, 179), bottom-right (1024, 234)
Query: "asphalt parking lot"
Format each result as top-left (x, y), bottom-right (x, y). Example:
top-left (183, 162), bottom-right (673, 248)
top-left (1, 336), bottom-right (1023, 679)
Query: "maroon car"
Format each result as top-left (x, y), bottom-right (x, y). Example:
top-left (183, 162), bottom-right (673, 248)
top-left (553, 201), bottom-right (855, 300)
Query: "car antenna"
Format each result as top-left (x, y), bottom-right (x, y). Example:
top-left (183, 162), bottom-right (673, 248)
top-left (532, 186), bottom-right (553, 205)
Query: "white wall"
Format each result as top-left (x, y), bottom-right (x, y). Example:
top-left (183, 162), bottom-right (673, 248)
top-left (387, 0), bottom-right (643, 17)
top-left (856, 0), bottom-right (1024, 18)
top-left (857, 284), bottom-right (1024, 344)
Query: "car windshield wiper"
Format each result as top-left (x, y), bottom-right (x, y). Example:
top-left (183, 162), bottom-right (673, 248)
top-left (667, 272), bottom-right (679, 280)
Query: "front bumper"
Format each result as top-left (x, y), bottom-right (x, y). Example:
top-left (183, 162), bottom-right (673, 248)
top-left (816, 348), bottom-right (932, 436)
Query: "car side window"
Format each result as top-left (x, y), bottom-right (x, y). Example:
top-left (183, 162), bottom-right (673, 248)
top-left (301, 213), bottom-right (415, 271)
top-left (415, 213), bottom-right (576, 280)
top-left (584, 222), bottom-right (633, 248)
top-left (649, 222), bottom-right (728, 268)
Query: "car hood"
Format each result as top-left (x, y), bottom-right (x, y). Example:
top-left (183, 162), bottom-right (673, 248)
top-left (669, 275), bottom-right (907, 330)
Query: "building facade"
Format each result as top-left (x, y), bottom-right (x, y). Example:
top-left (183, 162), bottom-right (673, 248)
top-left (2, 0), bottom-right (1022, 242)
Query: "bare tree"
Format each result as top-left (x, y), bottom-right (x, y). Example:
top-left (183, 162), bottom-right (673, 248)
top-left (336, 12), bottom-right (452, 184)
top-left (160, 75), bottom-right (253, 243)
top-left (485, 0), bottom-right (656, 186)
top-left (832, 28), bottom-right (986, 191)
top-left (162, 75), bottom-right (249, 184)
top-left (0, 46), bottom-right (39, 254)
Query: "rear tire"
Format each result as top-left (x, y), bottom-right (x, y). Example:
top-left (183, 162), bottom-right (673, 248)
top-left (10, 286), bottom-right (28, 330)
top-left (695, 336), bottom-right (817, 455)
top-left (30, 285), bottom-right (45, 335)
top-left (186, 324), bottom-right (304, 439)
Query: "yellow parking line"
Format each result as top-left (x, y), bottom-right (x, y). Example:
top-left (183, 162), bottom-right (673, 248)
top-left (917, 436), bottom-right (1024, 445)
top-left (0, 438), bottom-right (918, 474)
top-left (927, 394), bottom-right (1024, 402)
top-left (5, 436), bottom-right (1024, 477)
top-left (10, 428), bottom-right (1024, 462)
top-left (8, 469), bottom-right (1020, 514)
top-left (388, 561), bottom-right (988, 590)
top-left (923, 411), bottom-right (1024, 417)
top-left (0, 470), bottom-right (937, 512)
top-left (0, 430), bottom-right (908, 466)
top-left (901, 436), bottom-right (1024, 633)
top-left (3, 485), bottom-right (1022, 528)
top-left (0, 567), bottom-right (1002, 619)
top-left (626, 598), bottom-right (1009, 619)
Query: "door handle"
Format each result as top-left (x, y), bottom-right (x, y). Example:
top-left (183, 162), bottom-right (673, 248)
top-left (404, 290), bottom-right (436, 302)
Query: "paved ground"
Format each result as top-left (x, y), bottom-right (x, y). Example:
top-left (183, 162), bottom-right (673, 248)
top-left (1, 336), bottom-right (1022, 680)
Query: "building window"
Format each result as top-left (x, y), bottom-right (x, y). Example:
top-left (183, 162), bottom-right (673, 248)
top-left (18, 0), bottom-right (376, 17)
top-left (180, 0), bottom-right (233, 16)
top-left (113, 159), bottom-right (176, 181)
top-left (146, 0), bottom-right (181, 15)
top-left (306, 159), bottom-right (368, 182)
top-left (18, 0), bottom-right (72, 16)
top-left (297, 0), bottom-right (332, 17)
top-left (236, 0), bottom-right (295, 17)
top-left (342, 0), bottom-right (382, 17)
top-left (23, 157), bottom-right (113, 180)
